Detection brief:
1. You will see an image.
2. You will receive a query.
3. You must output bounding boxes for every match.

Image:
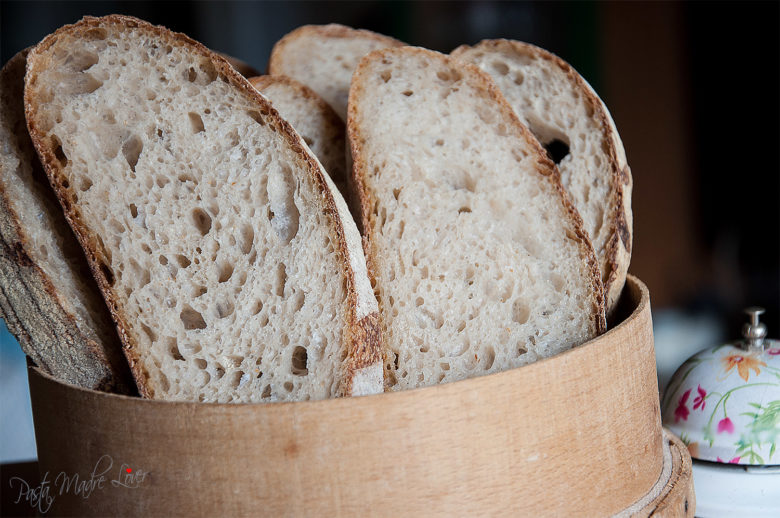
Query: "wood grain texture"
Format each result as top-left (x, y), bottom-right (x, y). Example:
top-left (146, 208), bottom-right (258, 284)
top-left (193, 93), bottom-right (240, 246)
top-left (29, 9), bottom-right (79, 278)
top-left (29, 276), bottom-right (664, 517)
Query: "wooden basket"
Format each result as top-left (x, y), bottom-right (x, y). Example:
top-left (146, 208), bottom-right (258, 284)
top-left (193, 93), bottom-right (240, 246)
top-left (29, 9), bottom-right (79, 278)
top-left (26, 275), bottom-right (691, 516)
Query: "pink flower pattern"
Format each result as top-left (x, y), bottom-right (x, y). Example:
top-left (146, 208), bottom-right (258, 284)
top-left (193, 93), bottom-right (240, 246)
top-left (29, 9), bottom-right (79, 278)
top-left (693, 385), bottom-right (706, 411)
top-left (674, 388), bottom-right (691, 422)
top-left (716, 456), bottom-right (741, 464)
top-left (768, 348), bottom-right (780, 356)
top-left (717, 417), bottom-right (734, 434)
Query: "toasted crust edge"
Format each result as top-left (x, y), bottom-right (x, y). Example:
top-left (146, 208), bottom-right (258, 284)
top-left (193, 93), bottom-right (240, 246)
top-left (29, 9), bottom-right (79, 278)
top-left (451, 39), bottom-right (632, 317)
top-left (24, 15), bottom-right (381, 399)
top-left (347, 47), bottom-right (607, 363)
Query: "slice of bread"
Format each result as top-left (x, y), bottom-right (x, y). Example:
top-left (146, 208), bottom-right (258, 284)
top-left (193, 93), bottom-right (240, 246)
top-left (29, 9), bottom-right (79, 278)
top-left (268, 24), bottom-right (404, 121)
top-left (348, 47), bottom-right (605, 391)
top-left (248, 75), bottom-right (347, 195)
top-left (25, 15), bottom-right (382, 402)
top-left (451, 40), bottom-right (632, 316)
top-left (0, 50), bottom-right (134, 393)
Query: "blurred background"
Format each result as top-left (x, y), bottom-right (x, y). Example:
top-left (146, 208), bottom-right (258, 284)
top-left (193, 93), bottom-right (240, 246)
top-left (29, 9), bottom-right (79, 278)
top-left (1, 0), bottom-right (778, 464)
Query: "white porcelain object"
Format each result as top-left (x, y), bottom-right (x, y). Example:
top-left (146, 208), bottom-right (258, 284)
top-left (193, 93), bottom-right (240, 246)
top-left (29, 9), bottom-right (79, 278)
top-left (662, 308), bottom-right (780, 465)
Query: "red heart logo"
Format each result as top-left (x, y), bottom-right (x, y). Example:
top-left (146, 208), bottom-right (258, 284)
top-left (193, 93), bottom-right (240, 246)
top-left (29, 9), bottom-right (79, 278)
top-left (126, 468), bottom-right (132, 473)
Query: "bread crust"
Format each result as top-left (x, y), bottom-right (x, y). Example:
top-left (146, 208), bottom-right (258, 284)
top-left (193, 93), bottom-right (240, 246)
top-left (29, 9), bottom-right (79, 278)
top-left (24, 15), bottom-right (381, 398)
top-left (347, 46), bottom-right (607, 368)
top-left (451, 40), bottom-right (632, 316)
top-left (0, 50), bottom-right (134, 393)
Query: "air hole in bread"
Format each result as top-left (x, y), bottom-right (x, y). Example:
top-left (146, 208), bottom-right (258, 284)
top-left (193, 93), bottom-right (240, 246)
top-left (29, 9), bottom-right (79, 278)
top-left (51, 137), bottom-right (69, 167)
top-left (158, 373), bottom-right (170, 393)
top-left (121, 134), bottom-right (143, 172)
top-left (194, 358), bottom-right (207, 369)
top-left (140, 322), bottom-right (157, 343)
top-left (261, 385), bottom-right (272, 398)
top-left (181, 305), bottom-right (207, 330)
top-left (246, 110), bottom-right (266, 126)
top-left (191, 208), bottom-right (212, 235)
top-left (544, 139), bottom-right (570, 165)
top-left (83, 27), bottom-right (107, 41)
top-left (291, 346), bottom-right (308, 376)
top-left (491, 61), bottom-right (509, 75)
top-left (216, 300), bottom-right (234, 319)
top-left (176, 255), bottom-right (192, 269)
top-left (186, 67), bottom-right (197, 82)
top-left (483, 346), bottom-right (496, 370)
top-left (512, 299), bottom-right (530, 324)
top-left (252, 299), bottom-right (264, 315)
top-left (292, 291), bottom-right (305, 312)
top-left (451, 170), bottom-right (476, 193)
top-left (513, 71), bottom-right (524, 85)
top-left (548, 273), bottom-right (564, 291)
top-left (97, 260), bottom-right (114, 285)
top-left (78, 176), bottom-right (93, 192)
top-left (129, 203), bottom-right (138, 218)
top-left (435, 139), bottom-right (444, 146)
top-left (237, 224), bottom-right (254, 255)
top-left (275, 263), bottom-right (287, 296)
top-left (158, 255), bottom-right (168, 266)
top-left (402, 90), bottom-right (413, 97)
top-left (217, 261), bottom-right (233, 283)
top-left (188, 112), bottom-right (205, 133)
top-left (230, 371), bottom-right (247, 389)
top-left (458, 206), bottom-right (471, 214)
top-left (267, 165), bottom-right (299, 243)
top-left (73, 71), bottom-right (103, 94)
top-left (167, 337), bottom-right (184, 361)
top-left (283, 381), bottom-right (294, 392)
top-left (476, 105), bottom-right (495, 125)
top-left (380, 70), bottom-right (392, 82)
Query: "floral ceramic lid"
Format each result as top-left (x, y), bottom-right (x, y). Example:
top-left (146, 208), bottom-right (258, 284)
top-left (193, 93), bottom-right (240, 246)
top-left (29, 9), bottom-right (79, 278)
top-left (662, 308), bottom-right (780, 465)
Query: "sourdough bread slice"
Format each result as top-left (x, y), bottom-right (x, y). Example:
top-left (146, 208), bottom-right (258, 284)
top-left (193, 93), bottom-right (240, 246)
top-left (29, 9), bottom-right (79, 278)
top-left (349, 47), bottom-right (605, 391)
top-left (268, 24), bottom-right (404, 121)
top-left (25, 15), bottom-right (381, 402)
top-left (0, 50), bottom-right (134, 393)
top-left (248, 75), bottom-right (347, 195)
top-left (451, 40), bottom-right (632, 316)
